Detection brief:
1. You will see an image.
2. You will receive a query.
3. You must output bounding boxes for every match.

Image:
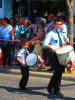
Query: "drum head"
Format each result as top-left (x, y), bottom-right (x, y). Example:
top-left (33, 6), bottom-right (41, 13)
top-left (26, 53), bottom-right (38, 67)
top-left (56, 45), bottom-right (74, 54)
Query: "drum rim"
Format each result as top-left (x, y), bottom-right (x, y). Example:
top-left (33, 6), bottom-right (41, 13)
top-left (25, 52), bottom-right (38, 67)
top-left (56, 45), bottom-right (74, 54)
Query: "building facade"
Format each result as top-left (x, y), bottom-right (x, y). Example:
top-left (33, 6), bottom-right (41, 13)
top-left (0, 0), bottom-right (12, 18)
top-left (0, 0), bottom-right (75, 18)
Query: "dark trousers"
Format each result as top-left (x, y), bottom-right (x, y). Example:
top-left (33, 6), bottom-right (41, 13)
top-left (47, 51), bottom-right (65, 93)
top-left (43, 48), bottom-right (50, 65)
top-left (19, 66), bottom-right (29, 88)
top-left (47, 70), bottom-right (63, 93)
top-left (1, 42), bottom-right (12, 66)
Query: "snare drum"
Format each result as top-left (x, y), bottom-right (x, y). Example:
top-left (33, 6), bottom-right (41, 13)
top-left (25, 52), bottom-right (38, 67)
top-left (56, 45), bottom-right (75, 65)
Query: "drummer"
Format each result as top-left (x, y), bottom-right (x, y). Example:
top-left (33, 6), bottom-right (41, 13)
top-left (43, 19), bottom-right (68, 97)
top-left (17, 40), bottom-right (29, 90)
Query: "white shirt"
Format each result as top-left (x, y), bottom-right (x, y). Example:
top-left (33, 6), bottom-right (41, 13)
top-left (17, 48), bottom-right (29, 64)
top-left (43, 28), bottom-right (65, 49)
top-left (1, 25), bottom-right (13, 41)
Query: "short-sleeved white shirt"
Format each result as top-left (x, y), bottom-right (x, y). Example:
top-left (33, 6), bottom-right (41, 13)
top-left (17, 48), bottom-right (29, 64)
top-left (1, 24), bottom-right (13, 41)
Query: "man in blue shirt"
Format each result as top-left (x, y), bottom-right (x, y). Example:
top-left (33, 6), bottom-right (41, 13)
top-left (43, 20), bottom-right (68, 97)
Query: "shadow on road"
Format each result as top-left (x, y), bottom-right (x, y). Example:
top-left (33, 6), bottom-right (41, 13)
top-left (0, 85), bottom-right (75, 100)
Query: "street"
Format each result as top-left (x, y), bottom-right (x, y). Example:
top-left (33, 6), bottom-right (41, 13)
top-left (0, 73), bottom-right (75, 100)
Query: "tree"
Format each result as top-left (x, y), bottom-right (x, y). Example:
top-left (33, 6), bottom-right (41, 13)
top-left (66, 0), bottom-right (74, 42)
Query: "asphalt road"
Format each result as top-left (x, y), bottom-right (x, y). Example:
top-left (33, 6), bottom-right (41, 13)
top-left (0, 73), bottom-right (75, 100)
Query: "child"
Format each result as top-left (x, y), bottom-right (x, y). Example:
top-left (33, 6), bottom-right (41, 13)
top-left (17, 41), bottom-right (29, 90)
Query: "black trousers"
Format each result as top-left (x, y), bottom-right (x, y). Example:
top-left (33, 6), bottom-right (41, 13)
top-left (19, 65), bottom-right (29, 88)
top-left (1, 42), bottom-right (12, 66)
top-left (47, 51), bottom-right (65, 94)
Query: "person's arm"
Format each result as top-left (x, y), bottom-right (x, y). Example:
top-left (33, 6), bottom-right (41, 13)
top-left (46, 45), bottom-right (58, 52)
top-left (17, 57), bottom-right (25, 67)
top-left (43, 32), bottom-right (51, 48)
top-left (43, 31), bottom-right (58, 52)
top-left (10, 30), bottom-right (14, 44)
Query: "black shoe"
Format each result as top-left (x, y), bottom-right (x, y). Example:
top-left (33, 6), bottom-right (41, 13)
top-left (19, 87), bottom-right (28, 90)
top-left (54, 92), bottom-right (64, 97)
top-left (47, 88), bottom-right (53, 95)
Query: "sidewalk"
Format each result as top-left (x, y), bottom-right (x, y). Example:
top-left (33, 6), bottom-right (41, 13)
top-left (0, 64), bottom-right (75, 81)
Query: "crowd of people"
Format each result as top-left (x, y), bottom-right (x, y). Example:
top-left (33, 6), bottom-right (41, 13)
top-left (0, 14), bottom-right (69, 96)
top-left (0, 14), bottom-right (68, 67)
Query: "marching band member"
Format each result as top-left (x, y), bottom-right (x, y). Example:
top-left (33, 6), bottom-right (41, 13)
top-left (43, 19), bottom-right (68, 97)
top-left (17, 41), bottom-right (29, 90)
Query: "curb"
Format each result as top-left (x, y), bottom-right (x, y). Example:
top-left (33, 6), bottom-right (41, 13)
top-left (3, 68), bottom-right (75, 82)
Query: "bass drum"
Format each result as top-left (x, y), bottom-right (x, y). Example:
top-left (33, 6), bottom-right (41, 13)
top-left (25, 52), bottom-right (38, 67)
top-left (56, 45), bottom-right (75, 65)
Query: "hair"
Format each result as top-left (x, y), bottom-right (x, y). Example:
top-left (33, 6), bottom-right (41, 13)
top-left (39, 21), bottom-right (45, 27)
top-left (22, 42), bottom-right (27, 46)
top-left (22, 39), bottom-right (29, 46)
top-left (55, 17), bottom-right (63, 24)
top-left (2, 17), bottom-right (11, 24)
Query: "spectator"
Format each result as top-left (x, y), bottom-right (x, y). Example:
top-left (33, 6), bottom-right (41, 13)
top-left (1, 17), bottom-right (14, 67)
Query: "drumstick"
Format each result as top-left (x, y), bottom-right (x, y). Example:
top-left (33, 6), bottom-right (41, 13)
top-left (69, 42), bottom-right (75, 44)
top-left (29, 40), bottom-right (43, 45)
top-left (65, 42), bottom-right (75, 45)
